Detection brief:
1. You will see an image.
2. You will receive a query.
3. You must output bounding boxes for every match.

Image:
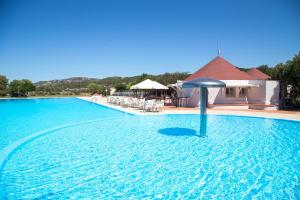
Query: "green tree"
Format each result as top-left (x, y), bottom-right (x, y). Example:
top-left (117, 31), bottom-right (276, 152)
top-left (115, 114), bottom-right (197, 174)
top-left (9, 79), bottom-right (35, 97)
top-left (271, 63), bottom-right (286, 80)
top-left (271, 52), bottom-right (300, 107)
top-left (285, 53), bottom-right (300, 105)
top-left (87, 83), bottom-right (105, 95)
top-left (132, 73), bottom-right (151, 85)
top-left (0, 75), bottom-right (8, 96)
top-left (257, 65), bottom-right (273, 77)
top-left (115, 83), bottom-right (127, 92)
top-left (155, 72), bottom-right (189, 85)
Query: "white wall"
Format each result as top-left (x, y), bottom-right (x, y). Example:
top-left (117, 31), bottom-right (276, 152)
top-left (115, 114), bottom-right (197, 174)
top-left (182, 80), bottom-right (280, 107)
top-left (210, 88), bottom-right (247, 104)
top-left (183, 88), bottom-right (200, 107)
top-left (208, 80), bottom-right (257, 104)
top-left (246, 80), bottom-right (279, 105)
top-left (208, 88), bottom-right (221, 104)
top-left (247, 80), bottom-right (266, 104)
top-left (265, 81), bottom-right (280, 105)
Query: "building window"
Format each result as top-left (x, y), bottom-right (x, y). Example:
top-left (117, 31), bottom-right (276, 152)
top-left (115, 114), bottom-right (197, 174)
top-left (239, 88), bottom-right (247, 97)
top-left (225, 88), bottom-right (236, 98)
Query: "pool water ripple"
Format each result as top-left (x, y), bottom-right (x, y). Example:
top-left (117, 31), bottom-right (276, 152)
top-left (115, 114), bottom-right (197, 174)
top-left (0, 117), bottom-right (124, 174)
top-left (1, 99), bottom-right (300, 198)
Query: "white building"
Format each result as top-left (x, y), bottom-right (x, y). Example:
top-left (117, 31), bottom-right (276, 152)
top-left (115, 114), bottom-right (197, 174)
top-left (180, 56), bottom-right (280, 110)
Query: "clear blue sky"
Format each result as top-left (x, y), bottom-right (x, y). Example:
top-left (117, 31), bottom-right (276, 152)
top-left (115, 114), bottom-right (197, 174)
top-left (0, 0), bottom-right (299, 82)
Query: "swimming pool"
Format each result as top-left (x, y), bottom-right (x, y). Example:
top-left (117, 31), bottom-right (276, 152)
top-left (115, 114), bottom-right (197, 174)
top-left (0, 98), bottom-right (300, 199)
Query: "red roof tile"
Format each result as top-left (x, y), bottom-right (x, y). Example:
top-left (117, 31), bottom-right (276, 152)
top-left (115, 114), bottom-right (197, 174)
top-left (247, 68), bottom-right (270, 80)
top-left (185, 56), bottom-right (257, 81)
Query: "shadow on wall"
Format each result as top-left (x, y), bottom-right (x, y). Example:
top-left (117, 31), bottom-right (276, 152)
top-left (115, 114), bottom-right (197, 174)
top-left (270, 85), bottom-right (279, 105)
top-left (158, 128), bottom-right (199, 137)
top-left (213, 88), bottom-right (224, 104)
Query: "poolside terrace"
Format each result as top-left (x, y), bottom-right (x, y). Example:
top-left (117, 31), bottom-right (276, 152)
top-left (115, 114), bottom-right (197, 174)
top-left (78, 96), bottom-right (300, 121)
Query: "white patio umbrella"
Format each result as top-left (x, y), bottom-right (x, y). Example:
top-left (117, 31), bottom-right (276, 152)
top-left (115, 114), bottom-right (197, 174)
top-left (130, 79), bottom-right (168, 90)
top-left (130, 79), bottom-right (168, 98)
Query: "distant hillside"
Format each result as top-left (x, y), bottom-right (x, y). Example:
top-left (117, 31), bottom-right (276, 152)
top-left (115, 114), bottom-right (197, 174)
top-left (35, 73), bottom-right (189, 87)
top-left (35, 77), bottom-right (99, 86)
top-left (34, 72), bottom-right (190, 96)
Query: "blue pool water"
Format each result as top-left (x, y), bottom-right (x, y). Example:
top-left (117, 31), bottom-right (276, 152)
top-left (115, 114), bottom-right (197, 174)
top-left (0, 98), bottom-right (300, 199)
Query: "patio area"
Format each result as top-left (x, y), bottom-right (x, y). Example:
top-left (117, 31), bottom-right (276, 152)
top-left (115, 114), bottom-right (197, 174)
top-left (79, 96), bottom-right (300, 121)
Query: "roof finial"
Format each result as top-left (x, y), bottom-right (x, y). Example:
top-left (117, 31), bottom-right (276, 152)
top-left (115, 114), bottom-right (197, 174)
top-left (217, 37), bottom-right (221, 56)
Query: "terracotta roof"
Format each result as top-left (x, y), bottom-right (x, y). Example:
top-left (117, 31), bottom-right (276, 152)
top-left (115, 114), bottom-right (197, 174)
top-left (185, 56), bottom-right (257, 81)
top-left (247, 68), bottom-right (270, 80)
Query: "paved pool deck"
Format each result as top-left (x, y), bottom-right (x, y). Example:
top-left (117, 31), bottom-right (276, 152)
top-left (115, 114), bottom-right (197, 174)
top-left (78, 97), bottom-right (300, 121)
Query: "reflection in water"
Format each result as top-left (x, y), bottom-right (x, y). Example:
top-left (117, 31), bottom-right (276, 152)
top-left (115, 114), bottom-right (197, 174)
top-left (199, 114), bottom-right (208, 137)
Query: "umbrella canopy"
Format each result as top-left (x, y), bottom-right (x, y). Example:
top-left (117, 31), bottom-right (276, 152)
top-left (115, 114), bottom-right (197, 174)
top-left (131, 79), bottom-right (168, 90)
top-left (183, 78), bottom-right (226, 88)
